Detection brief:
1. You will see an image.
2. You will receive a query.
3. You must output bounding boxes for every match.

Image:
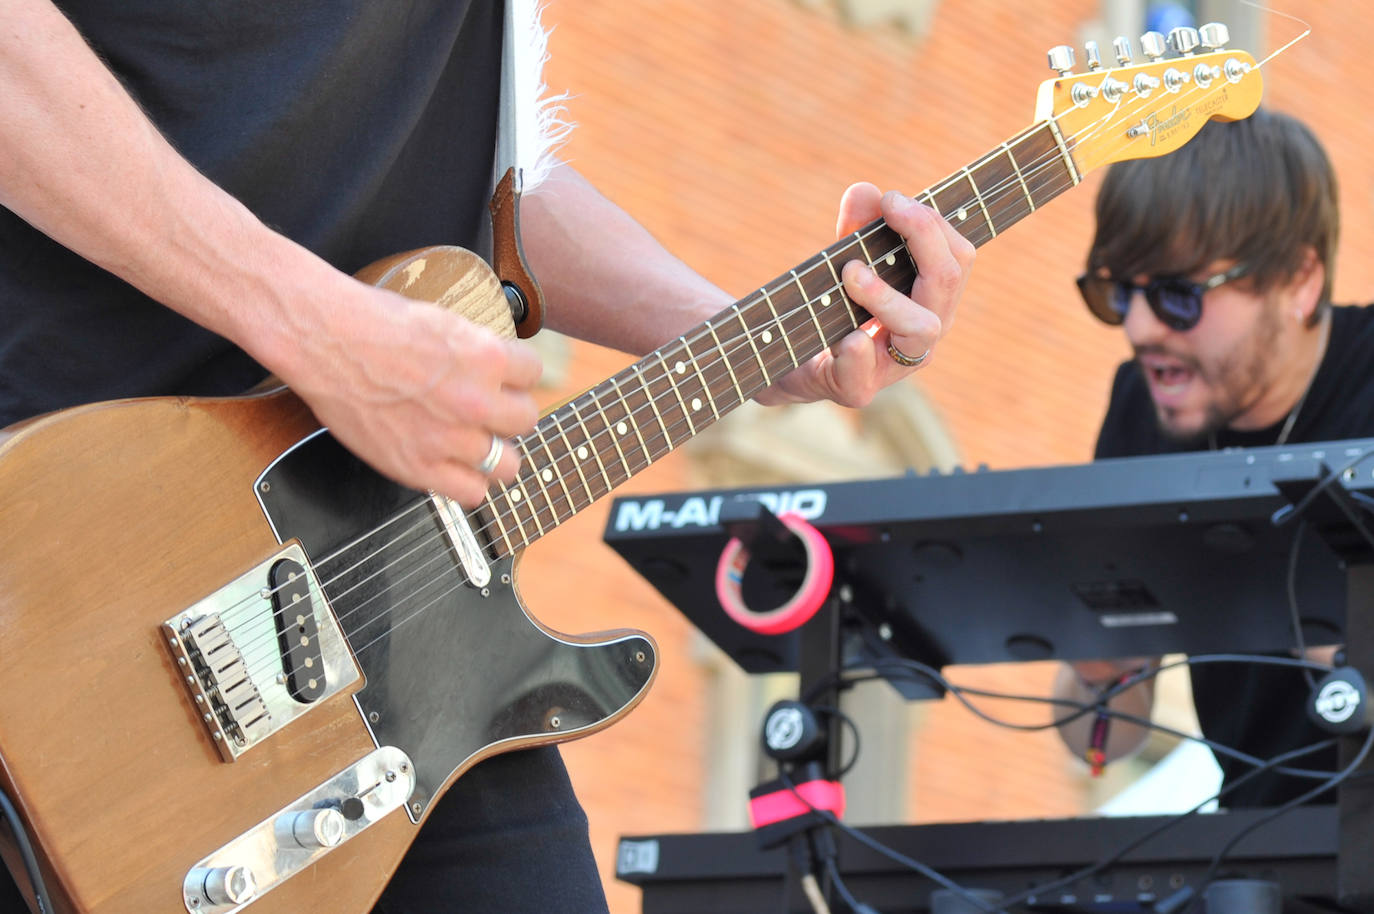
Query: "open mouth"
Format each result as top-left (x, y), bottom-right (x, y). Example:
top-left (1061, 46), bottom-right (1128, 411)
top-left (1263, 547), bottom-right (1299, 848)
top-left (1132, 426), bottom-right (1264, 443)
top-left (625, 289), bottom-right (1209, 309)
top-left (1139, 356), bottom-right (1198, 403)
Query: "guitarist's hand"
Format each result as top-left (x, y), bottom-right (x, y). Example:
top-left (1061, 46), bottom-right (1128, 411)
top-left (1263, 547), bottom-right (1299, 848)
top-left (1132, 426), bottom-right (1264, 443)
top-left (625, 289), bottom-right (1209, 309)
top-left (755, 183), bottom-right (973, 406)
top-left (277, 281), bottom-right (543, 508)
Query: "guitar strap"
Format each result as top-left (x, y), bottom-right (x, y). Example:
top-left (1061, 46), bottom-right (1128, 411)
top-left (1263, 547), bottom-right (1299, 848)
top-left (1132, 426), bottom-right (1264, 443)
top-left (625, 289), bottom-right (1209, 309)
top-left (486, 0), bottom-right (547, 338)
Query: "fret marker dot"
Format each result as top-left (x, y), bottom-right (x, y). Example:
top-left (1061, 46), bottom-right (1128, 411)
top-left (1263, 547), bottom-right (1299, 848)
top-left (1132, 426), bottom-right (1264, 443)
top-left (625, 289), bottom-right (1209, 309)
top-left (821, 293), bottom-right (833, 307)
top-left (541, 468), bottom-right (553, 482)
top-left (576, 446), bottom-right (589, 460)
top-left (616, 421), bottom-right (628, 435)
top-left (956, 207), bottom-right (968, 221)
top-left (885, 254), bottom-right (896, 266)
top-left (510, 489), bottom-right (523, 502)
top-left (674, 361), bottom-right (686, 375)
top-left (691, 397), bottom-right (702, 412)
top-left (761, 330), bottom-right (773, 344)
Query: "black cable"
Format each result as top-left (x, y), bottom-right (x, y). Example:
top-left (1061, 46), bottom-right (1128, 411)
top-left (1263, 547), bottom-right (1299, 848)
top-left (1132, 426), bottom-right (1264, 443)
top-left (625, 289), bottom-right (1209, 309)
top-left (776, 768), bottom-right (1006, 914)
top-left (810, 704), bottom-right (863, 778)
top-left (822, 654), bottom-right (1337, 779)
top-left (996, 737), bottom-right (1337, 909)
top-left (1182, 724), bottom-right (1374, 912)
top-left (1269, 445), bottom-right (1374, 529)
top-left (1285, 520), bottom-right (1319, 690)
top-left (823, 856), bottom-right (880, 914)
top-left (0, 786), bottom-right (52, 914)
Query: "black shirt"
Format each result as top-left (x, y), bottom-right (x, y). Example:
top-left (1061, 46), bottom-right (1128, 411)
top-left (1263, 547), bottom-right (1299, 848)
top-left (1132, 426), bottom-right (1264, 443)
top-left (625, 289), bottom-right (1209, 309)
top-left (0, 0), bottom-right (503, 427)
top-left (1095, 304), bottom-right (1374, 806)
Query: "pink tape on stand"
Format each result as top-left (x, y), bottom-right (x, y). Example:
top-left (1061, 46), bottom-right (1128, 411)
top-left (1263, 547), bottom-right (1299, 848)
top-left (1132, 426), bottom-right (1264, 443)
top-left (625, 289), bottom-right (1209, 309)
top-left (714, 511), bottom-right (834, 635)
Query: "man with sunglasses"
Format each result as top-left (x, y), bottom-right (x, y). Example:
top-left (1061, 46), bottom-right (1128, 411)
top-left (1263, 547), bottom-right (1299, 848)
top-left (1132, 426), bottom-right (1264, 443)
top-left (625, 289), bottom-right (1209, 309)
top-left (1054, 108), bottom-right (1374, 810)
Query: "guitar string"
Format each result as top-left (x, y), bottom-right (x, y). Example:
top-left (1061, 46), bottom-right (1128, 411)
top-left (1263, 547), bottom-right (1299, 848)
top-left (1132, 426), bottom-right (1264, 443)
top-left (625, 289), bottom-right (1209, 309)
top-left (221, 72), bottom-right (1230, 678)
top-left (224, 113), bottom-right (1197, 681)
top-left (218, 69), bottom-right (1247, 675)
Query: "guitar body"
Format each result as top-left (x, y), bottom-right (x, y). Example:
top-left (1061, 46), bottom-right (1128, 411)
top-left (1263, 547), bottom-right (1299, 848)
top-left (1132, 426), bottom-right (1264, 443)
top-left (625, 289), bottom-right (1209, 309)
top-left (0, 248), bottom-right (657, 913)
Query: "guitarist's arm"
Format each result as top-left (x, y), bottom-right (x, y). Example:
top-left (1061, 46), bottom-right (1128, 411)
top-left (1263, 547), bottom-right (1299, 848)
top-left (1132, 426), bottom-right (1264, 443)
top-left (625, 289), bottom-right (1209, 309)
top-left (521, 164), bottom-right (975, 407)
top-left (0, 0), bottom-right (539, 507)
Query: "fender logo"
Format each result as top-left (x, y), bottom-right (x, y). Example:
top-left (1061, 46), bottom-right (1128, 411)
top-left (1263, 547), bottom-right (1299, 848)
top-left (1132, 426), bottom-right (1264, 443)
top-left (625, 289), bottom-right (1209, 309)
top-left (1146, 88), bottom-right (1228, 147)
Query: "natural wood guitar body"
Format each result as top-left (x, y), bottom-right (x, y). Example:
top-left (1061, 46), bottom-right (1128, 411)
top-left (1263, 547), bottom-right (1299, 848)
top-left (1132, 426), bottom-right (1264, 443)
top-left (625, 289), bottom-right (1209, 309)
top-left (0, 248), bottom-right (656, 913)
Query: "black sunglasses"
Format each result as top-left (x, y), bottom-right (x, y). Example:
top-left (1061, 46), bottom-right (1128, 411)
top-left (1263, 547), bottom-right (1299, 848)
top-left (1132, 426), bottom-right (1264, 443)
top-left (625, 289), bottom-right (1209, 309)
top-left (1076, 263), bottom-right (1250, 332)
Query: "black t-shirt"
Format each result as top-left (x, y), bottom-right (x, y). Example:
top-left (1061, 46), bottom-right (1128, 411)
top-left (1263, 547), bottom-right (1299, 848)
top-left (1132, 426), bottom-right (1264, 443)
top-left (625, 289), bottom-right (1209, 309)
top-left (1095, 304), bottom-right (1374, 807)
top-left (0, 0), bottom-right (503, 427)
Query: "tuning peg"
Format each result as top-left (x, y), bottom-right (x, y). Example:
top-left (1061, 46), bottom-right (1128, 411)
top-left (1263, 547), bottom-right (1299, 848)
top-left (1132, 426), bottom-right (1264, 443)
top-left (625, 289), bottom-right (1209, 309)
top-left (1084, 40), bottom-right (1103, 71)
top-left (1168, 26), bottom-right (1200, 55)
top-left (1199, 22), bottom-right (1230, 50)
top-left (1048, 45), bottom-right (1075, 75)
top-left (1112, 35), bottom-right (1133, 65)
top-left (1140, 30), bottom-right (1167, 60)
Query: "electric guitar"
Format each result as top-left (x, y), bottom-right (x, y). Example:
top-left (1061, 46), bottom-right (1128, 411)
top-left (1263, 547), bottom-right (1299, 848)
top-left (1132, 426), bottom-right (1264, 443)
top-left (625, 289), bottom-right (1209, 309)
top-left (0, 36), bottom-right (1262, 914)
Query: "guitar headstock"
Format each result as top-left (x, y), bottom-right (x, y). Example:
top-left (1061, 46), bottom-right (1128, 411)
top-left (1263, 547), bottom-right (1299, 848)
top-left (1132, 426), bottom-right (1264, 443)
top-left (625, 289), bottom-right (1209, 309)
top-left (1034, 23), bottom-right (1262, 175)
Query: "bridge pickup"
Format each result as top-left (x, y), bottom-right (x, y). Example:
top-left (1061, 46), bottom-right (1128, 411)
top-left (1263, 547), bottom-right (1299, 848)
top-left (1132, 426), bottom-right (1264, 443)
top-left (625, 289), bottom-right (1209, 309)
top-left (164, 543), bottom-right (360, 762)
top-left (270, 558), bottom-right (326, 702)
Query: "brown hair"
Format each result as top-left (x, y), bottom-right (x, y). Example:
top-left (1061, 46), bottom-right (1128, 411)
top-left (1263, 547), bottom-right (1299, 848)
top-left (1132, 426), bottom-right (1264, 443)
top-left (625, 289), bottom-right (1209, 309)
top-left (1086, 107), bottom-right (1339, 316)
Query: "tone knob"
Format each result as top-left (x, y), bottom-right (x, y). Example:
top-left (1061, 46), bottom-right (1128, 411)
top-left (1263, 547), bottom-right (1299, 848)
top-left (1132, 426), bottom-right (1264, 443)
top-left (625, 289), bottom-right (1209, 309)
top-left (275, 807), bottom-right (347, 849)
top-left (1199, 21), bottom-right (1230, 50)
top-left (1140, 30), bottom-right (1167, 60)
top-left (189, 865), bottom-right (257, 907)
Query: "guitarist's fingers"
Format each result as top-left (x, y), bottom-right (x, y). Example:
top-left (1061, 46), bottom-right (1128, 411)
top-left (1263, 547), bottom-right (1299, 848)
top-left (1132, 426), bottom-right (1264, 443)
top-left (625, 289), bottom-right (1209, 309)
top-left (835, 181), bottom-right (883, 237)
top-left (880, 190), bottom-right (974, 337)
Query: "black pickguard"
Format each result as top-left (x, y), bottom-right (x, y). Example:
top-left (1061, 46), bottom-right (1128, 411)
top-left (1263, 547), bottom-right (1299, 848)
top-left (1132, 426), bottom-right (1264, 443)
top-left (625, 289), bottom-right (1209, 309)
top-left (256, 430), bottom-right (656, 816)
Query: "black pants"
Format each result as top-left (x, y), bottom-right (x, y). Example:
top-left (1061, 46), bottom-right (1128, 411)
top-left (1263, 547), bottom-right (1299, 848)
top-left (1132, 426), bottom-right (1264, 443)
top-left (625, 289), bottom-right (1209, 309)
top-left (3, 747), bottom-right (608, 914)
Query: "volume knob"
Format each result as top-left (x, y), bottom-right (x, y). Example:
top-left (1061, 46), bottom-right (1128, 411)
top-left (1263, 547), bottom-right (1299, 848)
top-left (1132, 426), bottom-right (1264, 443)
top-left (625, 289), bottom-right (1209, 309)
top-left (275, 807), bottom-right (347, 849)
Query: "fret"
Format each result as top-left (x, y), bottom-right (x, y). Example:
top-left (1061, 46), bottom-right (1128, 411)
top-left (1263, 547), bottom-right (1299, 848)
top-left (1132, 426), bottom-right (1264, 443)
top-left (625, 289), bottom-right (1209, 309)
top-left (567, 398), bottom-right (614, 492)
top-left (731, 306), bottom-right (773, 387)
top-left (921, 191), bottom-right (941, 216)
top-left (704, 320), bottom-right (746, 404)
top-left (819, 249), bottom-right (861, 331)
top-left (962, 166), bottom-right (996, 238)
top-left (530, 422), bottom-right (580, 520)
top-left (759, 286), bottom-right (800, 370)
top-left (588, 385), bottom-right (634, 480)
top-left (510, 460), bottom-right (547, 538)
top-left (1014, 125), bottom-right (1077, 212)
top-left (633, 361), bottom-right (676, 449)
top-left (608, 375), bottom-right (655, 470)
top-left (852, 231), bottom-right (875, 265)
top-left (791, 269), bottom-right (827, 345)
top-left (678, 336), bottom-right (721, 421)
top-left (482, 488), bottom-right (518, 558)
top-left (1000, 140), bottom-right (1036, 212)
top-left (520, 436), bottom-right (562, 529)
top-left (1045, 118), bottom-right (1082, 185)
top-left (496, 479), bottom-right (539, 544)
top-left (655, 351), bottom-right (697, 437)
top-left (548, 410), bottom-right (599, 507)
top-left (971, 154), bottom-right (1027, 241)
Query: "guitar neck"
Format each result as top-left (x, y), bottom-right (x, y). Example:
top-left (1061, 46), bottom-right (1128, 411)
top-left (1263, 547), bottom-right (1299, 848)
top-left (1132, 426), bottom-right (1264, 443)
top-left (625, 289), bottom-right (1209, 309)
top-left (472, 119), bottom-right (1080, 556)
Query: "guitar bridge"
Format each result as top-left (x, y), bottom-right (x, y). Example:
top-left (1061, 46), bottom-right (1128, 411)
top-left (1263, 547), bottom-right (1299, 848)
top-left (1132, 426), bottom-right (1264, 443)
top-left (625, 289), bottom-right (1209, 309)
top-left (163, 543), bottom-right (361, 762)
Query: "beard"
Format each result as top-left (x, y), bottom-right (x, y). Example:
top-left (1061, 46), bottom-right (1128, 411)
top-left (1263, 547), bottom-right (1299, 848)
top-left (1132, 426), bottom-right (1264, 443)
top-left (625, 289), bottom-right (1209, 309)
top-left (1141, 296), bottom-right (1283, 444)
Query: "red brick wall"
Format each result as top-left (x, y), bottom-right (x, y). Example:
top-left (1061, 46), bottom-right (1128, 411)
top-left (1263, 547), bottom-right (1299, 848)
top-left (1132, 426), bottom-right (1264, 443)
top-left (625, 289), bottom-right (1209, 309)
top-left (519, 2), bottom-right (1374, 909)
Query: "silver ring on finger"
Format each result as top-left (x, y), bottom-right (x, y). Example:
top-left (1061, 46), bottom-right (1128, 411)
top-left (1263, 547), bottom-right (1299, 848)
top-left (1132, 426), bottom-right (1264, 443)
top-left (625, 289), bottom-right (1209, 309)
top-left (476, 435), bottom-right (504, 475)
top-left (886, 338), bottom-right (930, 368)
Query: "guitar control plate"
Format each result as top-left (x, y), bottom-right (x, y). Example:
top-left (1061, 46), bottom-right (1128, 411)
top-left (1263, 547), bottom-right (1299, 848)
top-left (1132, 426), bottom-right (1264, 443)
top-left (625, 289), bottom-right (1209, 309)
top-left (163, 543), bottom-right (361, 761)
top-left (182, 745), bottom-right (416, 913)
